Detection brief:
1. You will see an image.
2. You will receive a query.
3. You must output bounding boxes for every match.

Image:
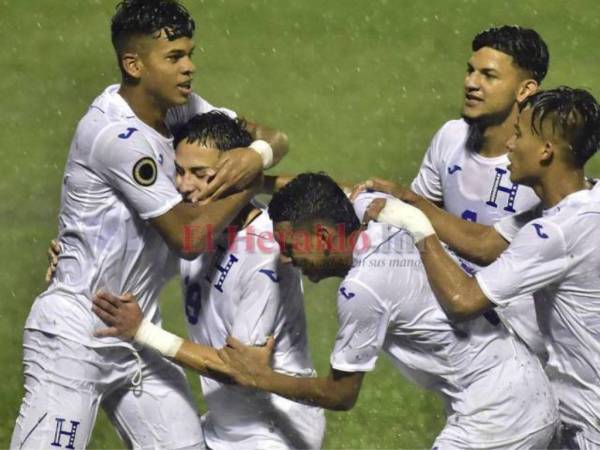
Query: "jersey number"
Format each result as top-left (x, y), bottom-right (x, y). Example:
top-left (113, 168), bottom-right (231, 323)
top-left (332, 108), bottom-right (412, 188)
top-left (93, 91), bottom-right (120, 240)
top-left (185, 282), bottom-right (202, 325)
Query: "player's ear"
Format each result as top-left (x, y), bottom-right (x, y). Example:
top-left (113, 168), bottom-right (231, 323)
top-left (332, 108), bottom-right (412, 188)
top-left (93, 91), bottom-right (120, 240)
top-left (121, 52), bottom-right (143, 81)
top-left (517, 79), bottom-right (539, 103)
top-left (315, 224), bottom-right (332, 252)
top-left (540, 140), bottom-right (554, 165)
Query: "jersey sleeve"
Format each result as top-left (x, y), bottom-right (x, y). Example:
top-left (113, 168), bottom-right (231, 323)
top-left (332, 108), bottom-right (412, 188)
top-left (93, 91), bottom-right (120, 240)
top-left (165, 92), bottom-right (237, 131)
top-left (411, 125), bottom-right (446, 202)
top-left (330, 279), bottom-right (390, 373)
top-left (476, 219), bottom-right (569, 306)
top-left (231, 254), bottom-right (281, 345)
top-left (493, 203), bottom-right (542, 243)
top-left (90, 125), bottom-right (182, 220)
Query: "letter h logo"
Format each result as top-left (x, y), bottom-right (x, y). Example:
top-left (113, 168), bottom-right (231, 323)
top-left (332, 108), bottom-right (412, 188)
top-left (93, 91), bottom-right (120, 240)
top-left (486, 168), bottom-right (518, 212)
top-left (51, 418), bottom-right (80, 449)
top-left (213, 254), bottom-right (239, 293)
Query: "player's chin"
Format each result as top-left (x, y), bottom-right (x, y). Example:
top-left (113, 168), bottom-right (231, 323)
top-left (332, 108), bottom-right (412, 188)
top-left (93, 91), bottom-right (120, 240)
top-left (461, 106), bottom-right (483, 122)
top-left (171, 88), bottom-right (192, 105)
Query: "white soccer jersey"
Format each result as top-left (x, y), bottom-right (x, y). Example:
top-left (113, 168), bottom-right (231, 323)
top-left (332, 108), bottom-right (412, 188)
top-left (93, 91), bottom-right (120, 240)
top-left (476, 188), bottom-right (600, 439)
top-left (26, 84), bottom-right (233, 348)
top-left (411, 119), bottom-right (540, 227)
top-left (180, 205), bottom-right (324, 450)
top-left (333, 194), bottom-right (558, 447)
top-left (411, 118), bottom-right (544, 354)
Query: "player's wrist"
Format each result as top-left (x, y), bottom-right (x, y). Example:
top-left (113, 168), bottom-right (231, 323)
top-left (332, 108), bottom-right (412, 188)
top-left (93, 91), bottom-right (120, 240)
top-left (134, 320), bottom-right (184, 358)
top-left (377, 198), bottom-right (435, 243)
top-left (249, 140), bottom-right (274, 170)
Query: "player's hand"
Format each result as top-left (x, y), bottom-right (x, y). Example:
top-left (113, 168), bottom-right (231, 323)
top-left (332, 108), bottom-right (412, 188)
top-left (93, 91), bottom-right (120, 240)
top-left (92, 291), bottom-right (143, 340)
top-left (351, 178), bottom-right (421, 204)
top-left (194, 148), bottom-right (263, 201)
top-left (217, 335), bottom-right (275, 388)
top-left (367, 197), bottom-right (436, 243)
top-left (45, 239), bottom-right (61, 282)
top-left (363, 198), bottom-right (387, 223)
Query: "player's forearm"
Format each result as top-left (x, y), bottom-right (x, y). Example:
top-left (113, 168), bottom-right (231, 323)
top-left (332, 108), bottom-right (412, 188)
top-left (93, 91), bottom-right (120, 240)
top-left (414, 197), bottom-right (507, 265)
top-left (155, 188), bottom-right (254, 258)
top-left (175, 341), bottom-right (233, 383)
top-left (244, 121), bottom-right (289, 167)
top-left (256, 370), bottom-right (355, 411)
top-left (419, 236), bottom-right (492, 320)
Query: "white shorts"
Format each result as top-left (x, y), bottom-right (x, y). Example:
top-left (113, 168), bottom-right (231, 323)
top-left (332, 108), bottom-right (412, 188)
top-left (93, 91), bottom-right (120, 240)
top-left (10, 330), bottom-right (205, 450)
top-left (432, 420), bottom-right (556, 449)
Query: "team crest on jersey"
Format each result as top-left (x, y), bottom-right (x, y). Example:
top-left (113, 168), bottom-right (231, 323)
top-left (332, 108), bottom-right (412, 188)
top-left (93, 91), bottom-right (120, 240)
top-left (132, 157), bottom-right (157, 187)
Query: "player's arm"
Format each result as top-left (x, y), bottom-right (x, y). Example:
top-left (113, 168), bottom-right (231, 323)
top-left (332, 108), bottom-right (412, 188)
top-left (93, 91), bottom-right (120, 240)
top-left (92, 292), bottom-right (233, 382)
top-left (242, 118), bottom-right (288, 168)
top-left (91, 127), bottom-right (262, 259)
top-left (151, 188), bottom-right (256, 259)
top-left (218, 336), bottom-right (365, 411)
top-left (358, 178), bottom-right (509, 265)
top-left (197, 119), bottom-right (289, 201)
top-left (366, 198), bottom-right (493, 320)
top-left (368, 198), bottom-right (569, 321)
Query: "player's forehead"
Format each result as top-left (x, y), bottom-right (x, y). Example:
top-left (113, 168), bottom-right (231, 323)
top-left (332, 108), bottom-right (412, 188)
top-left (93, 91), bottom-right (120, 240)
top-left (175, 140), bottom-right (220, 168)
top-left (468, 47), bottom-right (515, 73)
top-left (138, 30), bottom-right (194, 55)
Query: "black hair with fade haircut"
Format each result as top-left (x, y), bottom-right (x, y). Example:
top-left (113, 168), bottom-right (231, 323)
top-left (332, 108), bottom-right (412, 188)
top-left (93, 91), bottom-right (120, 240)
top-left (473, 25), bottom-right (549, 83)
top-left (111, 0), bottom-right (195, 55)
top-left (519, 86), bottom-right (600, 167)
top-left (268, 173), bottom-right (361, 234)
top-left (173, 111), bottom-right (252, 151)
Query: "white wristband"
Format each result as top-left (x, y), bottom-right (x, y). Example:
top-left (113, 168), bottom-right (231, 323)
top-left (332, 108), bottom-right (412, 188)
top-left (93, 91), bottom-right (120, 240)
top-left (377, 198), bottom-right (435, 243)
top-left (134, 320), bottom-right (184, 358)
top-left (249, 139), bottom-right (274, 169)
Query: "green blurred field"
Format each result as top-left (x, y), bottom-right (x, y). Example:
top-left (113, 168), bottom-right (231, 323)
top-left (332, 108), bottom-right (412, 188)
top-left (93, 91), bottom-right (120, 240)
top-left (1, 0), bottom-right (599, 448)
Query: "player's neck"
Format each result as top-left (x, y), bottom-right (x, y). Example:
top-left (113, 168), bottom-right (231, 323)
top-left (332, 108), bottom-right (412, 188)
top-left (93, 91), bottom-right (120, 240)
top-left (118, 84), bottom-right (170, 137)
top-left (478, 109), bottom-right (517, 158)
top-left (536, 168), bottom-right (587, 208)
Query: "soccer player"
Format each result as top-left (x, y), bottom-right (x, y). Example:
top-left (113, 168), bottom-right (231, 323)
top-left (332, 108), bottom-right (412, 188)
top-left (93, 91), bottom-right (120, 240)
top-left (172, 111), bottom-right (325, 449)
top-left (410, 26), bottom-right (550, 355)
top-left (11, 1), bottom-right (288, 449)
top-left (367, 87), bottom-right (600, 449)
top-left (97, 172), bottom-right (559, 448)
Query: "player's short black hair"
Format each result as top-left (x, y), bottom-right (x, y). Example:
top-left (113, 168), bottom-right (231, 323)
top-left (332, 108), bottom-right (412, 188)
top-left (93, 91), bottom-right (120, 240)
top-left (111, 0), bottom-right (195, 54)
top-left (519, 86), bottom-right (600, 167)
top-left (173, 111), bottom-right (252, 151)
top-left (472, 26), bottom-right (549, 83)
top-left (268, 173), bottom-right (361, 233)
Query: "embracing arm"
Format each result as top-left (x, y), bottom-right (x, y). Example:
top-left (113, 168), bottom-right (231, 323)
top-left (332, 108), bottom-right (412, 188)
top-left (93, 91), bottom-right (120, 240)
top-left (359, 178), bottom-right (509, 265)
top-left (417, 235), bottom-right (494, 321)
top-left (253, 367), bottom-right (364, 411)
top-left (368, 197), bottom-right (494, 320)
top-left (217, 336), bottom-right (365, 411)
top-left (412, 196), bottom-right (509, 265)
top-left (92, 292), bottom-right (233, 382)
top-left (151, 188), bottom-right (255, 259)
